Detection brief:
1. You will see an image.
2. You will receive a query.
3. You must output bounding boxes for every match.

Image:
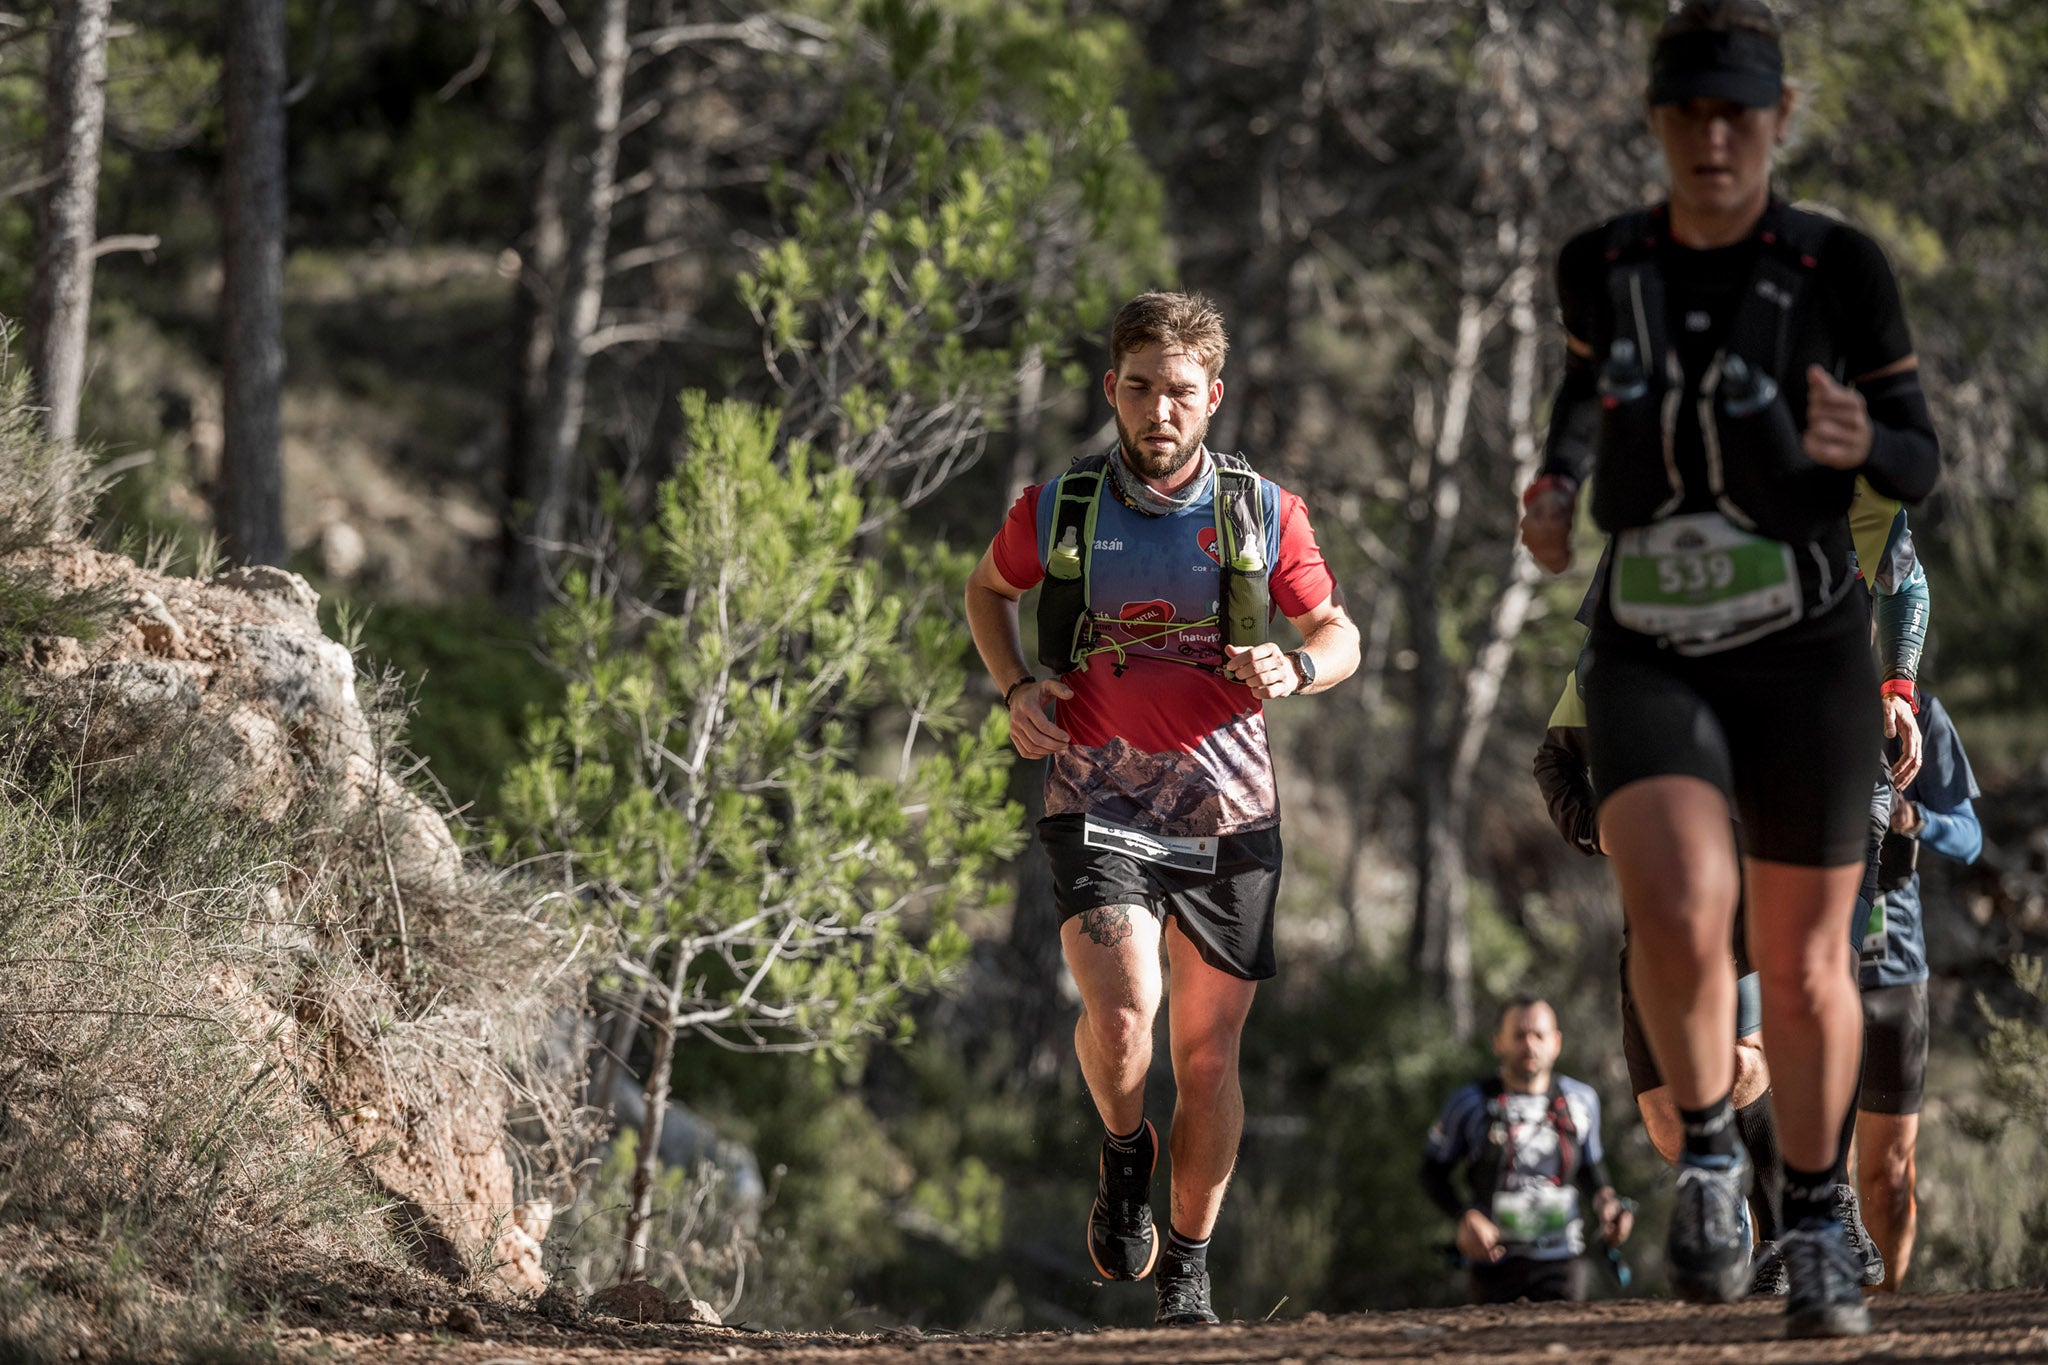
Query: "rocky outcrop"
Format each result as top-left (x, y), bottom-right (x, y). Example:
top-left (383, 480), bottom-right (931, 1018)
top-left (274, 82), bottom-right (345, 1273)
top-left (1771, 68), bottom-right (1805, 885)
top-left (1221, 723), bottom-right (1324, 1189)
top-left (9, 544), bottom-right (568, 1297)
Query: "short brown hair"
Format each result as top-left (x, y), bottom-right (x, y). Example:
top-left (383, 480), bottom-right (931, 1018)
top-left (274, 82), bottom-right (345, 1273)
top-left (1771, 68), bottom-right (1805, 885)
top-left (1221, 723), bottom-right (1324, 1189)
top-left (1110, 292), bottom-right (1229, 380)
top-left (1495, 994), bottom-right (1555, 1031)
top-left (1657, 0), bottom-right (1781, 46)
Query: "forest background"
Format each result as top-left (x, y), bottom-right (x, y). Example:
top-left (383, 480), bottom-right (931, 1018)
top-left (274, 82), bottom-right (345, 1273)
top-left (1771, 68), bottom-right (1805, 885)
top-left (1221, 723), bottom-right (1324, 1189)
top-left (4, 0), bottom-right (2048, 1340)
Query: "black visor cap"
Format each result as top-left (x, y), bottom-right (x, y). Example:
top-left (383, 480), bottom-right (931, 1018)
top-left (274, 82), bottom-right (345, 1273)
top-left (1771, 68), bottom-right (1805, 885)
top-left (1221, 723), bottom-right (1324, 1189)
top-left (1650, 29), bottom-right (1785, 108)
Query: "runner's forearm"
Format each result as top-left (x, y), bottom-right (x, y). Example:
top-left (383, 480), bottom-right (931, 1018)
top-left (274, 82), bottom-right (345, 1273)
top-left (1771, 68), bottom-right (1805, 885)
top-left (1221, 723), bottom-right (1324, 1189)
top-left (1872, 541), bottom-right (1928, 687)
top-left (964, 576), bottom-right (1032, 696)
top-left (1917, 798), bottom-right (1981, 864)
top-left (1857, 371), bottom-right (1941, 504)
top-left (1534, 726), bottom-right (1603, 857)
top-left (1293, 610), bottom-right (1361, 694)
top-left (1538, 354), bottom-right (1600, 486)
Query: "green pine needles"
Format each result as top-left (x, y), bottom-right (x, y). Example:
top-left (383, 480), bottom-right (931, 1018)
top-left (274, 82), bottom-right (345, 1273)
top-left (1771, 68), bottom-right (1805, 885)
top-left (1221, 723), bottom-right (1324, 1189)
top-left (500, 389), bottom-right (1021, 1068)
top-left (741, 0), bottom-right (1169, 511)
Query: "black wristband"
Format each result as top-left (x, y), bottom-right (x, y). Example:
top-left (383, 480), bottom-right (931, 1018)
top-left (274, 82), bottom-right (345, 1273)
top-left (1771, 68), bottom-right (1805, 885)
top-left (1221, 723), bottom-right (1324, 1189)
top-left (1002, 675), bottom-right (1037, 707)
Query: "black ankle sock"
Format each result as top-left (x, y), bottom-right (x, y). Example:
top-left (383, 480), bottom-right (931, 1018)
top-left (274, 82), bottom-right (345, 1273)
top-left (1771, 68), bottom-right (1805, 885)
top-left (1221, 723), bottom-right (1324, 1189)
top-left (1678, 1095), bottom-right (1738, 1161)
top-left (1735, 1091), bottom-right (1783, 1242)
top-left (1105, 1119), bottom-right (1147, 1155)
top-left (1165, 1224), bottom-right (1210, 1269)
top-left (1783, 1162), bottom-right (1843, 1228)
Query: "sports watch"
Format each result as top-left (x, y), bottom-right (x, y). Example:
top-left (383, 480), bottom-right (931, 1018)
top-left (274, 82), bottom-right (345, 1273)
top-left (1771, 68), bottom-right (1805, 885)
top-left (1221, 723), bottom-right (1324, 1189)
top-left (1287, 649), bottom-right (1316, 693)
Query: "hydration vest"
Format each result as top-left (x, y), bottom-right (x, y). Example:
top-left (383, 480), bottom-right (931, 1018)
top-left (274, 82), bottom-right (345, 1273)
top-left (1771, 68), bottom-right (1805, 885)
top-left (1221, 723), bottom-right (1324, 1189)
top-left (1466, 1077), bottom-right (1580, 1206)
top-left (1589, 200), bottom-right (1854, 557)
top-left (1035, 451), bottom-right (1270, 675)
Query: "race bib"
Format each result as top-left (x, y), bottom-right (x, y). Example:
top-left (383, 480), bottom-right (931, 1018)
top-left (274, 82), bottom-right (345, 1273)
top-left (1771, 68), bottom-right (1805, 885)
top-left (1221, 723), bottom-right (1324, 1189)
top-left (1492, 1184), bottom-right (1580, 1253)
top-left (1083, 816), bottom-right (1219, 874)
top-left (1611, 512), bottom-right (1801, 653)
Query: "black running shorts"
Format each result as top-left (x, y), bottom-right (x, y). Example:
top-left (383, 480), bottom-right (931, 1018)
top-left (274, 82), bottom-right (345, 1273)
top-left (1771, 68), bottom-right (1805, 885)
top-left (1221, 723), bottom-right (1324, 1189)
top-left (1040, 814), bottom-right (1281, 981)
top-left (1583, 588), bottom-right (1882, 868)
top-left (1859, 979), bottom-right (1929, 1116)
top-left (1469, 1254), bottom-right (1590, 1304)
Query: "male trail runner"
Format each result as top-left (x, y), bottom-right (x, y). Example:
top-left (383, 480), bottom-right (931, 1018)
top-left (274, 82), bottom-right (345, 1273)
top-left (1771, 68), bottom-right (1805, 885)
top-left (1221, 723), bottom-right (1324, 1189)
top-left (1423, 997), bottom-right (1633, 1303)
top-left (1857, 692), bottom-right (1982, 1290)
top-left (965, 292), bottom-right (1360, 1325)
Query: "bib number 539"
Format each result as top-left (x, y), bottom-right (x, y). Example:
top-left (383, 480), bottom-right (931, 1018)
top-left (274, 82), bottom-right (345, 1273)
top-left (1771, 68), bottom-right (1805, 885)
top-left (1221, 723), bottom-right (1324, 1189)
top-left (1657, 552), bottom-right (1736, 597)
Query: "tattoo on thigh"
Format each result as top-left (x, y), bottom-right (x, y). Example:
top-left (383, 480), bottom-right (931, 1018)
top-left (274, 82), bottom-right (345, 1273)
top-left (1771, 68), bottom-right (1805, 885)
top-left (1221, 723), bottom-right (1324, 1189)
top-left (1080, 905), bottom-right (1134, 949)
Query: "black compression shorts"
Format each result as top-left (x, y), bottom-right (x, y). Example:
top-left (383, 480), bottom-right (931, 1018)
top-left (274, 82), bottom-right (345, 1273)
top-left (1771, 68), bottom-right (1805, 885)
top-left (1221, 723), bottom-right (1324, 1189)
top-left (1040, 814), bottom-right (1281, 980)
top-left (1582, 588), bottom-right (1883, 868)
top-left (1859, 979), bottom-right (1929, 1116)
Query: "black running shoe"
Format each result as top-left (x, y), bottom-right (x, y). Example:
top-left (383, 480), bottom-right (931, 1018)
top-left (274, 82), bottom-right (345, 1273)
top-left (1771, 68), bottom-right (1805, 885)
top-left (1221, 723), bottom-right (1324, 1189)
top-left (1154, 1254), bottom-right (1219, 1326)
top-left (1749, 1239), bottom-right (1789, 1296)
top-left (1667, 1151), bottom-right (1752, 1304)
top-left (1087, 1120), bottom-right (1159, 1281)
top-left (1833, 1184), bottom-right (1886, 1287)
top-left (1783, 1219), bottom-right (1873, 1339)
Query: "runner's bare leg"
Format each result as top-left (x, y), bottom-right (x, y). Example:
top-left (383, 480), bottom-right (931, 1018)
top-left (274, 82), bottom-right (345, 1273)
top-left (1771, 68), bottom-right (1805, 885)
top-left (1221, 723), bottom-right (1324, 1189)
top-left (1163, 916), bottom-right (1258, 1240)
top-left (1604, 776), bottom-right (1742, 1108)
top-left (1062, 906), bottom-right (1165, 1136)
top-left (1854, 1110), bottom-right (1920, 1290)
top-left (1746, 859), bottom-right (1868, 1171)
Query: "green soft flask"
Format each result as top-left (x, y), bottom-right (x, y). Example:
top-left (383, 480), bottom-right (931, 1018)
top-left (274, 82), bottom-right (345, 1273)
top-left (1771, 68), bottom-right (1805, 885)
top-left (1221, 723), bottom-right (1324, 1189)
top-left (1224, 537), bottom-right (1265, 641)
top-left (1048, 525), bottom-right (1083, 580)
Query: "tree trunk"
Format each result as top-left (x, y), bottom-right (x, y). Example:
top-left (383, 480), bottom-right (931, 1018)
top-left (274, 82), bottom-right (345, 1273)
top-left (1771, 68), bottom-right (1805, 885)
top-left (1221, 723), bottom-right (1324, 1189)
top-left (503, 0), bottom-right (631, 616)
top-left (499, 1), bottom-right (569, 592)
top-left (621, 955), bottom-right (688, 1283)
top-left (1447, 232), bottom-right (1544, 820)
top-left (1404, 289), bottom-right (1488, 1042)
top-left (1004, 344), bottom-right (1046, 501)
top-left (28, 0), bottom-right (113, 469)
top-left (1340, 592), bottom-right (1394, 960)
top-left (637, 15), bottom-right (707, 493)
top-left (219, 0), bottom-right (289, 567)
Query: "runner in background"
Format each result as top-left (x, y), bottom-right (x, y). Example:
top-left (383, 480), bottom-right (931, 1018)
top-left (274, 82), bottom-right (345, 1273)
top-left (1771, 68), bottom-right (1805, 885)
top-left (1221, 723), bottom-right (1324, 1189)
top-left (1423, 997), bottom-right (1634, 1303)
top-left (1857, 692), bottom-right (1982, 1290)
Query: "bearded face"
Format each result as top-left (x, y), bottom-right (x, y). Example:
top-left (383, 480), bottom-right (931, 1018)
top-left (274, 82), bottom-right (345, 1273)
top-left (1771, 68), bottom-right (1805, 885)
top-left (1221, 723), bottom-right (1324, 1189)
top-left (1105, 344), bottom-right (1221, 486)
top-left (1115, 405), bottom-right (1211, 482)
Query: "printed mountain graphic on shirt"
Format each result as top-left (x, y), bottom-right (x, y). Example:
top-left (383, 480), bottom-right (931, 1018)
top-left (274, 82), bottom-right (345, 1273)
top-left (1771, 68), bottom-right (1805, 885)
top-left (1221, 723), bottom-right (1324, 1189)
top-left (1045, 713), bottom-right (1279, 838)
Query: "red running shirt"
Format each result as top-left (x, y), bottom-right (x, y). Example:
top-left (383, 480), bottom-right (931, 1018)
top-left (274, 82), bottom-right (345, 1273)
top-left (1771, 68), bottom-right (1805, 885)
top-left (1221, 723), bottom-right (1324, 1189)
top-left (990, 468), bottom-right (1337, 836)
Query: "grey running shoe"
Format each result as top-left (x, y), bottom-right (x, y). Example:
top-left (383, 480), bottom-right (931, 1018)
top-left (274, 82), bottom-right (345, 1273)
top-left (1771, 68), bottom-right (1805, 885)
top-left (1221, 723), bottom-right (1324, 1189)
top-left (1668, 1151), bottom-right (1753, 1304)
top-left (1834, 1184), bottom-right (1886, 1287)
top-left (1153, 1254), bottom-right (1219, 1326)
top-left (1749, 1239), bottom-right (1789, 1296)
top-left (1087, 1120), bottom-right (1159, 1281)
top-left (1783, 1219), bottom-right (1873, 1338)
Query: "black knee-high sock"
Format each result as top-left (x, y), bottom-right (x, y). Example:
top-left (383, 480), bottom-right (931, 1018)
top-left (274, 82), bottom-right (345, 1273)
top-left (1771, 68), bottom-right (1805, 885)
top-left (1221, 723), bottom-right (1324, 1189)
top-left (1736, 1090), bottom-right (1783, 1242)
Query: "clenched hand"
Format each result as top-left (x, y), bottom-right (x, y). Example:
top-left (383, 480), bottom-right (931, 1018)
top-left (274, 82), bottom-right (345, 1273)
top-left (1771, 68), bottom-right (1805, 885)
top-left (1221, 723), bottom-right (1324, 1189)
top-left (1805, 366), bottom-right (1873, 470)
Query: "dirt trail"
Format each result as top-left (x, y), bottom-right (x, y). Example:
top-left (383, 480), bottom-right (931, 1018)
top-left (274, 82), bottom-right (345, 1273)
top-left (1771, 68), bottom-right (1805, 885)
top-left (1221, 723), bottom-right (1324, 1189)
top-left (288, 1289), bottom-right (2048, 1363)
